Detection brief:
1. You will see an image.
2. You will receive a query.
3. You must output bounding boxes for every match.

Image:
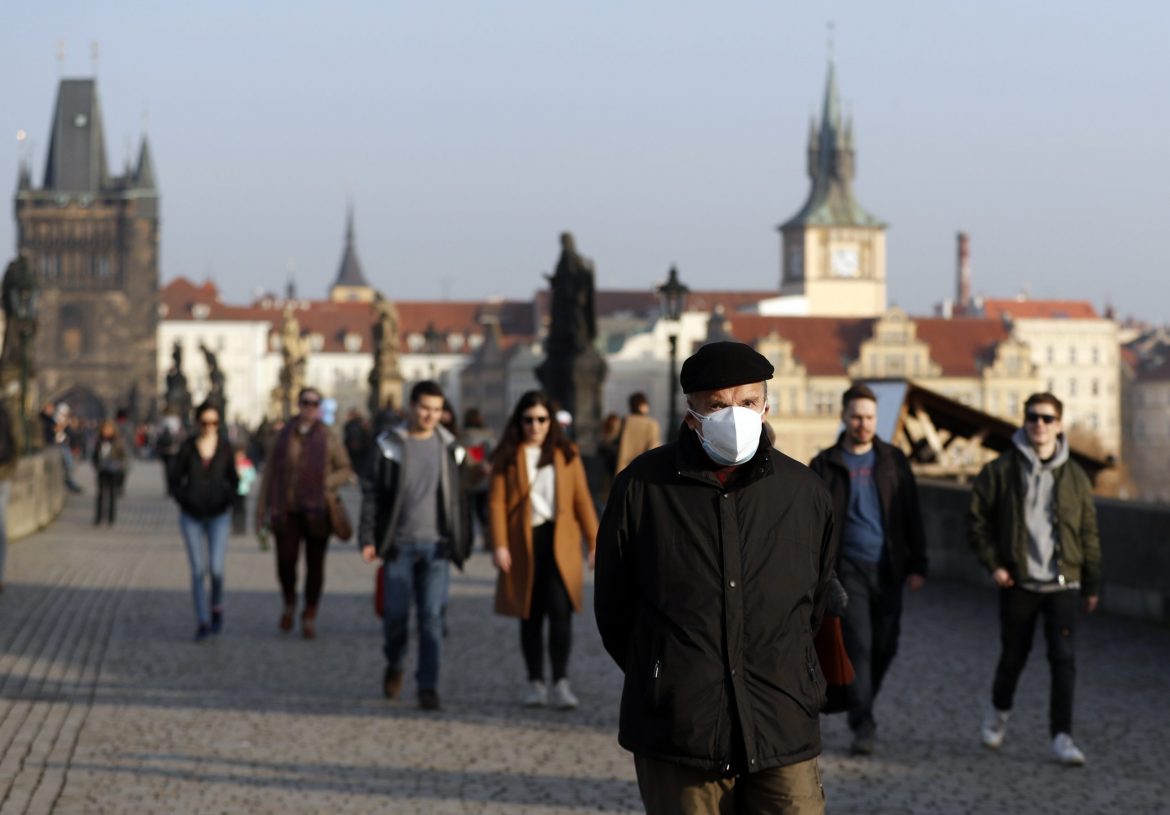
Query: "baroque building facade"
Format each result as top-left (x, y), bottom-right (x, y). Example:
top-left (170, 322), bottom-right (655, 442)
top-left (14, 78), bottom-right (159, 419)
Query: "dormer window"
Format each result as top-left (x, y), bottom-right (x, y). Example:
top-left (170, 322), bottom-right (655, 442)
top-left (407, 333), bottom-right (425, 352)
top-left (448, 333), bottom-right (464, 351)
top-left (308, 333), bottom-right (325, 352)
top-left (192, 303), bottom-right (210, 320)
top-left (343, 333), bottom-right (363, 353)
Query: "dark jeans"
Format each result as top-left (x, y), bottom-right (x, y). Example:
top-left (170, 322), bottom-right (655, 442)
top-left (274, 512), bottom-right (330, 609)
top-left (991, 586), bottom-right (1078, 736)
top-left (520, 522), bottom-right (573, 682)
top-left (383, 540), bottom-right (449, 690)
top-left (231, 494), bottom-right (247, 535)
top-left (95, 471), bottom-right (120, 524)
top-left (838, 556), bottom-right (903, 735)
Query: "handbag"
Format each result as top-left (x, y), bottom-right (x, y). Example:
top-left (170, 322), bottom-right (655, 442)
top-left (325, 491), bottom-right (353, 541)
top-left (374, 564), bottom-right (385, 618)
top-left (814, 615), bottom-right (860, 714)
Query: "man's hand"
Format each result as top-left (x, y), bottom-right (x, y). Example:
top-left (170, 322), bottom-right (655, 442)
top-left (992, 568), bottom-right (1014, 588)
top-left (493, 547), bottom-right (512, 573)
top-left (906, 574), bottom-right (925, 592)
top-left (361, 544), bottom-right (379, 564)
top-left (1084, 595), bottom-right (1099, 614)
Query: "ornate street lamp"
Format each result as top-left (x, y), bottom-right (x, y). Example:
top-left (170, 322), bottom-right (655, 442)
top-left (657, 266), bottom-right (689, 441)
top-left (2, 256), bottom-right (39, 450)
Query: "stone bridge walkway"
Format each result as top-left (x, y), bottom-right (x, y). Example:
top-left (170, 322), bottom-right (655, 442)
top-left (0, 464), bottom-right (1167, 814)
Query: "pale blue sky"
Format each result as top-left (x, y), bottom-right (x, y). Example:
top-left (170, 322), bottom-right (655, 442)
top-left (3, 1), bottom-right (1167, 321)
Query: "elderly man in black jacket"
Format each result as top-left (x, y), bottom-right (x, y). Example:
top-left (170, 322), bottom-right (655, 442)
top-left (809, 383), bottom-right (927, 757)
top-left (596, 342), bottom-right (836, 815)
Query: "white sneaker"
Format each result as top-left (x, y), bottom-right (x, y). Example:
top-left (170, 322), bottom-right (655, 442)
top-left (550, 678), bottom-right (579, 710)
top-left (981, 707), bottom-right (1010, 749)
top-left (523, 680), bottom-right (547, 707)
top-left (1052, 733), bottom-right (1086, 766)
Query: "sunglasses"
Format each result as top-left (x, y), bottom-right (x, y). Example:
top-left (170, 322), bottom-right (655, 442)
top-left (201, 420), bottom-right (220, 427)
top-left (522, 415), bottom-right (550, 426)
top-left (1025, 412), bottom-right (1058, 425)
top-left (300, 400), bottom-right (321, 408)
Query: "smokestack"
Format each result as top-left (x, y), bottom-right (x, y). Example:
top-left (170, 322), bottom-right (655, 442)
top-left (956, 231), bottom-right (971, 315)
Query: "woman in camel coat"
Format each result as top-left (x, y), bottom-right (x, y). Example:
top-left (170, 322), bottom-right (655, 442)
top-left (490, 390), bottom-right (599, 710)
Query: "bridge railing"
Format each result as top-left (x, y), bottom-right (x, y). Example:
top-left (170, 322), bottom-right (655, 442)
top-left (9, 450), bottom-right (67, 540)
top-left (920, 480), bottom-right (1170, 625)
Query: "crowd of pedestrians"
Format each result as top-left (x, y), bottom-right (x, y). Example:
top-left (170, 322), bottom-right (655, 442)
top-left (3, 338), bottom-right (1104, 815)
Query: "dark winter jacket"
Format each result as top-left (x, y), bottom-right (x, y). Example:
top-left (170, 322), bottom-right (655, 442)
top-left (808, 435), bottom-right (928, 579)
top-left (594, 426), bottom-right (837, 775)
top-left (358, 425), bottom-right (473, 569)
top-left (967, 442), bottom-right (1101, 595)
top-left (168, 437), bottom-right (239, 519)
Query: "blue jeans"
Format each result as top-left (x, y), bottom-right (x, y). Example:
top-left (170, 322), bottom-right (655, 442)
top-left (0, 480), bottom-right (10, 583)
top-left (383, 540), bottom-right (449, 691)
top-left (179, 510), bottom-right (231, 626)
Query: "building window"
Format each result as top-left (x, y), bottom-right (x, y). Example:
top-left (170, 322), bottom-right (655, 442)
top-left (1047, 379), bottom-right (1055, 393)
top-left (59, 303), bottom-right (86, 360)
top-left (813, 391), bottom-right (835, 415)
top-left (1091, 346), bottom-right (1100, 364)
top-left (1091, 379), bottom-right (1099, 396)
top-left (1046, 346), bottom-right (1055, 363)
top-left (344, 333), bottom-right (363, 353)
top-left (1069, 347), bottom-right (1077, 364)
top-left (308, 334), bottom-right (325, 352)
top-left (1069, 378), bottom-right (1078, 397)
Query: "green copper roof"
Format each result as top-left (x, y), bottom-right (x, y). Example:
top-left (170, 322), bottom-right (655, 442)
top-left (781, 61), bottom-right (883, 230)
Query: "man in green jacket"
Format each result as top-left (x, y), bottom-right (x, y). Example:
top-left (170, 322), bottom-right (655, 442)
top-left (967, 392), bottom-right (1100, 766)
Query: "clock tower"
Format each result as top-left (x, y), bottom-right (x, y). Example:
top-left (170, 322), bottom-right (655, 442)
top-left (778, 61), bottom-right (887, 317)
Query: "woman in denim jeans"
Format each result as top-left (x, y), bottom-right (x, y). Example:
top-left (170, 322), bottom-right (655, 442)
top-left (168, 401), bottom-right (238, 641)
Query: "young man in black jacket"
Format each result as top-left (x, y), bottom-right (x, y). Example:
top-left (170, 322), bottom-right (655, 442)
top-left (809, 383), bottom-right (927, 756)
top-left (596, 342), bottom-right (836, 814)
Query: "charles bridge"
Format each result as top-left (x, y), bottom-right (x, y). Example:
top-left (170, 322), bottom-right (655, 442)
top-left (0, 462), bottom-right (1167, 814)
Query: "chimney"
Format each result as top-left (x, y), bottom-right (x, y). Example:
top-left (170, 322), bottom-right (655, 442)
top-left (956, 231), bottom-right (971, 315)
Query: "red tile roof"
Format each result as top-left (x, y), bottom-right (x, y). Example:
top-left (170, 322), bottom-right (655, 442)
top-left (722, 315), bottom-right (1012, 377)
top-left (160, 280), bottom-right (533, 354)
top-left (982, 299), bottom-right (1098, 320)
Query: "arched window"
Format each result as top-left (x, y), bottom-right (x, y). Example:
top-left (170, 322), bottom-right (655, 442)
top-left (59, 303), bottom-right (86, 360)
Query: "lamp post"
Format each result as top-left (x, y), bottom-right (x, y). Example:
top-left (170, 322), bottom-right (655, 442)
top-left (2, 256), bottom-right (39, 451)
top-left (423, 321), bottom-right (442, 381)
top-left (657, 265), bottom-right (689, 441)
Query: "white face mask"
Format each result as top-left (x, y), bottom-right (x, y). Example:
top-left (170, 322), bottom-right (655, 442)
top-left (688, 403), bottom-right (766, 466)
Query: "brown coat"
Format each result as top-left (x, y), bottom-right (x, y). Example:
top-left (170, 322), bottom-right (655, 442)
top-left (615, 413), bottom-right (661, 473)
top-left (489, 445), bottom-right (599, 618)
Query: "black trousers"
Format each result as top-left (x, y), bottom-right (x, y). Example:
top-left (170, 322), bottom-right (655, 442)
top-left (992, 586), bottom-right (1078, 736)
top-left (274, 512), bottom-right (330, 609)
top-left (520, 522), bottom-right (573, 682)
top-left (95, 472), bottom-right (120, 524)
top-left (838, 556), bottom-right (903, 735)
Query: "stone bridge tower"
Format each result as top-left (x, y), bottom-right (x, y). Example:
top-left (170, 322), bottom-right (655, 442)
top-left (13, 78), bottom-right (159, 419)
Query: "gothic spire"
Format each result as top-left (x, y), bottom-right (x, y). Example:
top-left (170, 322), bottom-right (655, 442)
top-left (333, 205), bottom-right (370, 288)
top-left (781, 60), bottom-right (882, 229)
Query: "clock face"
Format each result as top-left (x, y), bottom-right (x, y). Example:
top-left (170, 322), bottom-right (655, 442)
top-left (830, 247), bottom-right (860, 278)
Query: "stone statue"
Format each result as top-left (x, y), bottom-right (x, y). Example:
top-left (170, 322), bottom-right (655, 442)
top-left (545, 232), bottom-right (597, 357)
top-left (199, 342), bottom-right (227, 418)
top-left (164, 340), bottom-right (193, 423)
top-left (0, 255), bottom-right (38, 442)
top-left (536, 232), bottom-right (607, 453)
top-left (368, 294), bottom-right (404, 415)
top-left (271, 303), bottom-right (308, 419)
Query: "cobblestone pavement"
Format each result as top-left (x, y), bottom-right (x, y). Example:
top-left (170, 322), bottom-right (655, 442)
top-left (1, 464), bottom-right (1168, 814)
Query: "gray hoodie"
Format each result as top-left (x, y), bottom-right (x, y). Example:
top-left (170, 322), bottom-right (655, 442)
top-left (1011, 428), bottom-right (1069, 584)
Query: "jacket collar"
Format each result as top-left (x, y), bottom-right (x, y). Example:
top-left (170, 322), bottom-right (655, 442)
top-left (824, 432), bottom-right (889, 469)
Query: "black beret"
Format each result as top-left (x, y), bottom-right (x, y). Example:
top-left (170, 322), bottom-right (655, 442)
top-left (679, 341), bottom-right (774, 394)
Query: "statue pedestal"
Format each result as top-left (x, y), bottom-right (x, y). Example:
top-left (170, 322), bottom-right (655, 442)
top-left (537, 347), bottom-right (607, 455)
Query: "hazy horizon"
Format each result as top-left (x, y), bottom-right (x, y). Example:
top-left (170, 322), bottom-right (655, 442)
top-left (3, 1), bottom-right (1168, 323)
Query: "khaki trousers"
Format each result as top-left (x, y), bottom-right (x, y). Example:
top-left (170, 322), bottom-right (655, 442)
top-left (635, 754), bottom-right (824, 815)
